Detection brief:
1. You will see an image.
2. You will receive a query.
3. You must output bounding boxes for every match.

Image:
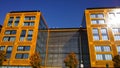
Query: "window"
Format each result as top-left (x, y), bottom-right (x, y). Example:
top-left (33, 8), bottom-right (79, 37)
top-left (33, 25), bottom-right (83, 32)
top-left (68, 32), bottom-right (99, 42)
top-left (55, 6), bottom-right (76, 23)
top-left (95, 46), bottom-right (111, 52)
top-left (91, 19), bottom-right (105, 24)
top-left (23, 22), bottom-right (34, 26)
top-left (17, 46), bottom-right (30, 51)
top-left (3, 36), bottom-right (15, 42)
top-left (90, 14), bottom-right (104, 18)
top-left (114, 35), bottom-right (120, 40)
top-left (112, 28), bottom-right (120, 34)
top-left (101, 28), bottom-right (109, 40)
top-left (117, 46), bottom-right (120, 54)
top-left (92, 28), bottom-right (99, 40)
top-left (108, 13), bottom-right (115, 19)
top-left (20, 30), bottom-right (26, 41)
top-left (8, 17), bottom-right (14, 26)
top-left (96, 54), bottom-right (112, 60)
top-left (24, 16), bottom-right (35, 20)
top-left (0, 46), bottom-right (5, 51)
top-left (27, 30), bottom-right (33, 41)
top-left (6, 46), bottom-right (13, 59)
top-left (5, 30), bottom-right (16, 35)
top-left (14, 17), bottom-right (20, 26)
top-left (16, 53), bottom-right (29, 59)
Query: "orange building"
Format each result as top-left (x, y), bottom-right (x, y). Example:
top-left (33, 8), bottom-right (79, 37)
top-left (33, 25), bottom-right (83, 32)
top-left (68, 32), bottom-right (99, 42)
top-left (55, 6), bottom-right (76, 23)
top-left (0, 10), bottom-right (48, 68)
top-left (85, 7), bottom-right (120, 68)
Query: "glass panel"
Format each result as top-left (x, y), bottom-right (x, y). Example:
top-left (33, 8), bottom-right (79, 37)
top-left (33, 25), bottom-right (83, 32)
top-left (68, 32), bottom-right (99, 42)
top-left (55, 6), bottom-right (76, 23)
top-left (117, 46), bottom-right (120, 54)
top-left (3, 36), bottom-right (9, 41)
top-left (98, 20), bottom-right (105, 24)
top-left (10, 36), bottom-right (15, 41)
top-left (104, 46), bottom-right (111, 52)
top-left (16, 53), bottom-right (22, 59)
top-left (97, 14), bottom-right (104, 18)
top-left (23, 53), bottom-right (29, 59)
top-left (8, 17), bottom-right (14, 26)
top-left (105, 54), bottom-right (112, 60)
top-left (96, 54), bottom-right (103, 60)
top-left (91, 20), bottom-right (97, 24)
top-left (24, 16), bottom-right (36, 20)
top-left (6, 46), bottom-right (13, 58)
top-left (102, 35), bottom-right (108, 40)
top-left (114, 35), bottom-right (120, 40)
top-left (95, 46), bottom-right (101, 52)
top-left (109, 13), bottom-right (115, 19)
top-left (0, 46), bottom-right (5, 51)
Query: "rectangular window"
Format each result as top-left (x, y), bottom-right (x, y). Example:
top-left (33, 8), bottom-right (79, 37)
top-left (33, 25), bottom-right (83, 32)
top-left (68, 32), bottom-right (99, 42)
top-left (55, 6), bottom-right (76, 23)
top-left (91, 20), bottom-right (105, 24)
top-left (24, 16), bottom-right (36, 20)
top-left (92, 28), bottom-right (99, 40)
top-left (23, 22), bottom-right (34, 26)
top-left (96, 54), bottom-right (112, 60)
top-left (108, 13), bottom-right (115, 19)
top-left (14, 17), bottom-right (20, 26)
top-left (27, 30), bottom-right (33, 41)
top-left (16, 53), bottom-right (29, 59)
top-left (0, 46), bottom-right (5, 51)
top-left (101, 28), bottom-right (108, 40)
top-left (17, 46), bottom-right (30, 51)
top-left (3, 36), bottom-right (15, 42)
top-left (112, 28), bottom-right (120, 34)
top-left (6, 46), bottom-right (13, 59)
top-left (20, 30), bottom-right (26, 41)
top-left (117, 46), bottom-right (120, 54)
top-left (95, 46), bottom-right (111, 52)
top-left (114, 35), bottom-right (120, 40)
top-left (5, 30), bottom-right (16, 35)
top-left (8, 17), bottom-right (14, 26)
top-left (90, 14), bottom-right (104, 18)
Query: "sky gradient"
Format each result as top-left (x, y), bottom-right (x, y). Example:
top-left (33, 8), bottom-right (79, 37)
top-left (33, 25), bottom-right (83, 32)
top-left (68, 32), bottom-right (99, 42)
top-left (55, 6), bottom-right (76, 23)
top-left (0, 0), bottom-right (120, 28)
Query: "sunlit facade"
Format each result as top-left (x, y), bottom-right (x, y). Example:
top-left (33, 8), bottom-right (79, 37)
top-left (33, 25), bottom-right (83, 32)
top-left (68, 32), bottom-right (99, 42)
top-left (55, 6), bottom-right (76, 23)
top-left (1, 7), bottom-right (120, 68)
top-left (0, 11), bottom-right (48, 68)
top-left (85, 7), bottom-right (120, 67)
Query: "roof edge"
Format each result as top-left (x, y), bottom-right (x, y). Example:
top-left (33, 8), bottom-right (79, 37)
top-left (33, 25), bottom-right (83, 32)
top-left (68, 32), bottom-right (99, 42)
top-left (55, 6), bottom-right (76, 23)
top-left (9, 10), bottom-right (40, 13)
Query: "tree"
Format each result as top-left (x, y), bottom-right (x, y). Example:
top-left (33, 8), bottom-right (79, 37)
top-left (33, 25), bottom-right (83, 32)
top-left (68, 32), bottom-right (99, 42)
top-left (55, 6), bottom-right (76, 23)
top-left (64, 52), bottom-right (78, 68)
top-left (30, 52), bottom-right (42, 68)
top-left (112, 55), bottom-right (120, 68)
top-left (0, 50), bottom-right (6, 66)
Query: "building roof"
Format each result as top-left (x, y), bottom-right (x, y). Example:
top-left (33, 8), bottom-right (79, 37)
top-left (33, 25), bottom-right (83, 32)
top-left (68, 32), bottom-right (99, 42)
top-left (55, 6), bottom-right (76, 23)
top-left (9, 10), bottom-right (40, 13)
top-left (86, 7), bottom-right (120, 10)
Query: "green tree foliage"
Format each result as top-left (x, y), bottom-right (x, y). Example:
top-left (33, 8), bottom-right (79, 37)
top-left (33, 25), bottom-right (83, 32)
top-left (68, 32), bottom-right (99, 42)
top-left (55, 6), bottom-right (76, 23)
top-left (112, 55), bottom-right (120, 68)
top-left (0, 50), bottom-right (6, 66)
top-left (30, 52), bottom-right (42, 68)
top-left (64, 52), bottom-right (78, 68)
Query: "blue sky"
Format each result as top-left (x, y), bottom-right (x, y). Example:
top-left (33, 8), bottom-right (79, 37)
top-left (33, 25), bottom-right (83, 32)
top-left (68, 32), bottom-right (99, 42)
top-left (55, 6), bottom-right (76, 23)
top-left (0, 0), bottom-right (120, 28)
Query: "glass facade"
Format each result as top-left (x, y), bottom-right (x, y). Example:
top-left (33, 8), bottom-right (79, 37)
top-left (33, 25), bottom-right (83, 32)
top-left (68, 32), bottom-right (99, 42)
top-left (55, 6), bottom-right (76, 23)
top-left (36, 16), bottom-right (48, 66)
top-left (47, 31), bottom-right (80, 68)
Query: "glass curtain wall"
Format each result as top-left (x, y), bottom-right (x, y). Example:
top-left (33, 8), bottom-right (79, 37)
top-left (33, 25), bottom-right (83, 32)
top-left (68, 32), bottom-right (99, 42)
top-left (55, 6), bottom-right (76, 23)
top-left (47, 31), bottom-right (80, 68)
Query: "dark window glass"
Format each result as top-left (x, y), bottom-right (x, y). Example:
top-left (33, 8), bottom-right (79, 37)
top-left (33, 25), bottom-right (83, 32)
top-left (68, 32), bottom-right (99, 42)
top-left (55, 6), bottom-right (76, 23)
top-left (24, 22), bottom-right (34, 26)
top-left (5, 30), bottom-right (16, 35)
top-left (17, 46), bottom-right (30, 51)
top-left (14, 17), bottom-right (20, 26)
top-left (24, 16), bottom-right (35, 20)
top-left (6, 46), bottom-right (13, 59)
top-left (0, 46), bottom-right (5, 51)
top-left (27, 30), bottom-right (33, 41)
top-left (16, 53), bottom-right (29, 59)
top-left (20, 30), bottom-right (26, 41)
top-left (3, 36), bottom-right (15, 42)
top-left (8, 17), bottom-right (14, 26)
